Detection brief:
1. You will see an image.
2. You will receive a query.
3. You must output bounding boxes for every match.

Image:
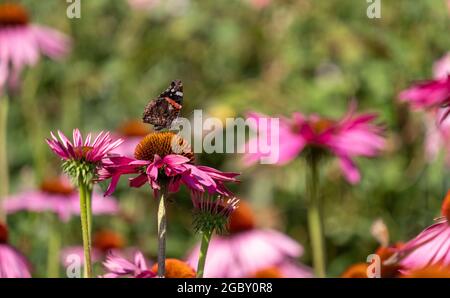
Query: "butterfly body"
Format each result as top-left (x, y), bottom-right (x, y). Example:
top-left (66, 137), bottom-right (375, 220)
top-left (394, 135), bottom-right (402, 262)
top-left (142, 80), bottom-right (183, 130)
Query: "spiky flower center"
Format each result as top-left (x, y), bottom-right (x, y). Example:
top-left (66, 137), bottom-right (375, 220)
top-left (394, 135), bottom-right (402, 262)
top-left (228, 201), bottom-right (255, 234)
top-left (251, 267), bottom-right (283, 278)
top-left (93, 230), bottom-right (124, 252)
top-left (0, 223), bottom-right (7, 243)
top-left (118, 120), bottom-right (151, 137)
top-left (341, 263), bottom-right (369, 278)
top-left (73, 146), bottom-right (94, 160)
top-left (310, 118), bottom-right (335, 134)
top-left (40, 178), bottom-right (75, 195)
top-left (134, 132), bottom-right (194, 162)
top-left (0, 3), bottom-right (29, 27)
top-left (151, 259), bottom-right (196, 278)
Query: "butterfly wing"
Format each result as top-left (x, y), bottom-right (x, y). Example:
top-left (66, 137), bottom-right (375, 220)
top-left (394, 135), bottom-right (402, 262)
top-left (159, 80), bottom-right (183, 105)
top-left (142, 80), bottom-right (184, 130)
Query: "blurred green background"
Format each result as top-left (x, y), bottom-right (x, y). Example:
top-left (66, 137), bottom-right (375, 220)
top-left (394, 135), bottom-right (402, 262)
top-left (5, 0), bottom-right (450, 277)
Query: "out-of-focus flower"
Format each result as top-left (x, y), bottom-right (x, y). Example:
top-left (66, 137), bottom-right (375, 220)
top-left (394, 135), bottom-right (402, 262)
top-left (186, 201), bottom-right (312, 278)
top-left (0, 223), bottom-right (31, 278)
top-left (424, 110), bottom-right (450, 164)
top-left (0, 2), bottom-right (70, 93)
top-left (100, 132), bottom-right (239, 197)
top-left (112, 120), bottom-right (152, 157)
top-left (393, 191), bottom-right (450, 273)
top-left (398, 75), bottom-right (450, 111)
top-left (151, 259), bottom-right (196, 278)
top-left (400, 264), bottom-right (450, 278)
top-left (2, 176), bottom-right (119, 221)
top-left (128, 0), bottom-right (160, 10)
top-left (400, 53), bottom-right (450, 120)
top-left (102, 251), bottom-right (195, 278)
top-left (102, 251), bottom-right (154, 278)
top-left (61, 230), bottom-right (125, 266)
top-left (341, 246), bottom-right (402, 278)
top-left (248, 0), bottom-right (271, 10)
top-left (243, 103), bottom-right (385, 184)
top-left (433, 53), bottom-right (450, 80)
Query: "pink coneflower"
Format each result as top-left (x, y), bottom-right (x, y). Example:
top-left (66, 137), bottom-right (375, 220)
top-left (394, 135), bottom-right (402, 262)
top-left (102, 250), bottom-right (154, 278)
top-left (424, 110), bottom-right (450, 164)
top-left (0, 2), bottom-right (70, 92)
top-left (398, 75), bottom-right (450, 112)
top-left (112, 120), bottom-right (152, 157)
top-left (46, 128), bottom-right (123, 278)
top-left (46, 129), bottom-right (123, 165)
top-left (100, 131), bottom-right (239, 197)
top-left (99, 131), bottom-right (238, 277)
top-left (102, 251), bottom-right (196, 278)
top-left (186, 201), bottom-right (312, 278)
top-left (243, 103), bottom-right (385, 184)
top-left (2, 176), bottom-right (119, 221)
top-left (248, 0), bottom-right (271, 9)
top-left (61, 230), bottom-right (125, 267)
top-left (0, 223), bottom-right (31, 278)
top-left (422, 54), bottom-right (450, 163)
top-left (128, 0), bottom-right (159, 11)
top-left (393, 191), bottom-right (450, 272)
top-left (399, 53), bottom-right (450, 120)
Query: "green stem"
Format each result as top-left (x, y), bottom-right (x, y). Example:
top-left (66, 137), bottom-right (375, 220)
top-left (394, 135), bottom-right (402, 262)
top-left (79, 182), bottom-right (93, 278)
top-left (86, 186), bottom-right (93, 241)
top-left (196, 230), bottom-right (213, 278)
top-left (0, 96), bottom-right (9, 223)
top-left (46, 218), bottom-right (61, 278)
top-left (21, 68), bottom-right (46, 182)
top-left (306, 153), bottom-right (326, 278)
top-left (157, 187), bottom-right (168, 278)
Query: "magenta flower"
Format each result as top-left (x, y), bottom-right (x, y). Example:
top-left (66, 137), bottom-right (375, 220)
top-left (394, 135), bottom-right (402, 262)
top-left (61, 230), bottom-right (128, 267)
top-left (393, 191), bottom-right (450, 272)
top-left (433, 52), bottom-right (450, 80)
top-left (100, 132), bottom-right (239, 197)
top-left (0, 2), bottom-right (70, 93)
top-left (399, 53), bottom-right (450, 114)
top-left (0, 223), bottom-right (31, 278)
top-left (248, 0), bottom-right (271, 9)
top-left (46, 129), bottom-right (123, 164)
top-left (128, 0), bottom-right (159, 11)
top-left (102, 251), bottom-right (196, 278)
top-left (405, 54), bottom-right (450, 163)
top-left (243, 103), bottom-right (385, 184)
top-left (102, 251), bottom-right (155, 278)
top-left (424, 110), bottom-right (450, 164)
top-left (186, 201), bottom-right (312, 278)
top-left (2, 176), bottom-right (119, 222)
top-left (46, 129), bottom-right (123, 278)
top-left (399, 76), bottom-right (450, 110)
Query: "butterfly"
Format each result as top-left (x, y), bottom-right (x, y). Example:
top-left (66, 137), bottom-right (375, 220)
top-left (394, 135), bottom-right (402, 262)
top-left (142, 80), bottom-right (183, 130)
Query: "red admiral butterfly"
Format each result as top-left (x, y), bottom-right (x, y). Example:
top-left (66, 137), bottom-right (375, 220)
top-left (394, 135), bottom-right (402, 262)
top-left (142, 80), bottom-right (183, 130)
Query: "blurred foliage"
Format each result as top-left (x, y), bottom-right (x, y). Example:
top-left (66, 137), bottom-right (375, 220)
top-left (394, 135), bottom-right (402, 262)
top-left (4, 0), bottom-right (450, 277)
